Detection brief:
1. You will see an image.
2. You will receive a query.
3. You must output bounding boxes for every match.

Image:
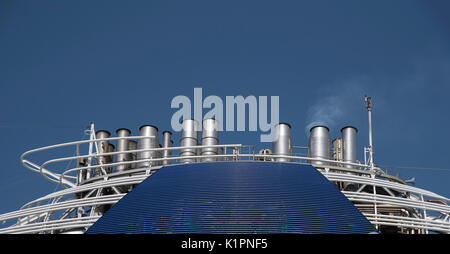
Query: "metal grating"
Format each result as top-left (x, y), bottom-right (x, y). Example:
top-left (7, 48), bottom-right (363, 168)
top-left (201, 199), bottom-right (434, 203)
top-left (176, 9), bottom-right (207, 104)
top-left (87, 162), bottom-right (377, 234)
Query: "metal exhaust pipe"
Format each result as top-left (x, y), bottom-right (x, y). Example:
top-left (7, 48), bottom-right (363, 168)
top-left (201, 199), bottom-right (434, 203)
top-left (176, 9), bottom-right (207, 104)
top-left (116, 128), bottom-right (131, 172)
top-left (332, 138), bottom-right (343, 161)
top-left (201, 119), bottom-right (219, 162)
top-left (162, 131), bottom-right (173, 165)
top-left (137, 125), bottom-right (159, 168)
top-left (272, 123), bottom-right (292, 162)
top-left (341, 126), bottom-right (358, 168)
top-left (128, 140), bottom-right (137, 169)
top-left (107, 143), bottom-right (115, 173)
top-left (308, 126), bottom-right (331, 165)
top-left (94, 130), bottom-right (111, 176)
top-left (180, 119), bottom-right (199, 163)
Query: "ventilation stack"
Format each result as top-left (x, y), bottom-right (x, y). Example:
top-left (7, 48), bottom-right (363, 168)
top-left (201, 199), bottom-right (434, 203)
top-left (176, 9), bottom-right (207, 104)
top-left (94, 130), bottom-right (111, 176)
top-left (137, 125), bottom-right (159, 168)
top-left (180, 119), bottom-right (199, 163)
top-left (201, 119), bottom-right (220, 162)
top-left (162, 131), bottom-right (173, 165)
top-left (308, 126), bottom-right (331, 165)
top-left (272, 123), bottom-right (292, 162)
top-left (333, 138), bottom-right (343, 162)
top-left (128, 140), bottom-right (137, 169)
top-left (116, 128), bottom-right (131, 172)
top-left (341, 126), bottom-right (358, 169)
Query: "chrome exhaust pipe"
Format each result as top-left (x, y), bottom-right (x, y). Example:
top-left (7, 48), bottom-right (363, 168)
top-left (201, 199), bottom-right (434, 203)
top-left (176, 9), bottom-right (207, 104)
top-left (116, 128), bottom-right (131, 172)
top-left (128, 140), bottom-right (137, 169)
top-left (273, 123), bottom-right (292, 162)
top-left (341, 126), bottom-right (358, 168)
top-left (308, 126), bottom-right (331, 165)
top-left (162, 131), bottom-right (173, 165)
top-left (180, 119), bottom-right (199, 163)
top-left (94, 130), bottom-right (111, 176)
top-left (137, 125), bottom-right (159, 168)
top-left (201, 119), bottom-right (219, 162)
top-left (332, 138), bottom-right (343, 161)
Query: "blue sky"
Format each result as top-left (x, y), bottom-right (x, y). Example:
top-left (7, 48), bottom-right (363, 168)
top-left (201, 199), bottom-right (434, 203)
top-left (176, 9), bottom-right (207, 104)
top-left (1, 0), bottom-right (450, 213)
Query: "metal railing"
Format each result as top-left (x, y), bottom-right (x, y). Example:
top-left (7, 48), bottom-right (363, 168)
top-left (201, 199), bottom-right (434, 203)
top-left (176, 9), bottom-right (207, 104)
top-left (1, 134), bottom-right (449, 234)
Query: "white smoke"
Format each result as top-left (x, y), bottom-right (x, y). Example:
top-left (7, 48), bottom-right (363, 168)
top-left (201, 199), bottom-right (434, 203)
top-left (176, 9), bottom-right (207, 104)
top-left (305, 78), bottom-right (371, 136)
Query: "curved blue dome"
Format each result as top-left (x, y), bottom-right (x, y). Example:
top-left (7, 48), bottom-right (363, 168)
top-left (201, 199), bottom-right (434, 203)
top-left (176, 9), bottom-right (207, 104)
top-left (87, 162), bottom-right (376, 234)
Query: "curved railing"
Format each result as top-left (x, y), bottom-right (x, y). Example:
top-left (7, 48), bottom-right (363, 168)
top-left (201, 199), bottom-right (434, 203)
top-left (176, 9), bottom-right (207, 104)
top-left (1, 135), bottom-right (449, 234)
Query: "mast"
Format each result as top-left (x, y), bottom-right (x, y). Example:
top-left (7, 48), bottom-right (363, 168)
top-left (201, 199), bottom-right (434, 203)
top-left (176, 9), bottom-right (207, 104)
top-left (365, 96), bottom-right (374, 171)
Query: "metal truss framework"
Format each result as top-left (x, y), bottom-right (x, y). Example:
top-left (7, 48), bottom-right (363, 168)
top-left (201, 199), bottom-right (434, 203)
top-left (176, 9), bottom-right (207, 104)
top-left (0, 133), bottom-right (449, 234)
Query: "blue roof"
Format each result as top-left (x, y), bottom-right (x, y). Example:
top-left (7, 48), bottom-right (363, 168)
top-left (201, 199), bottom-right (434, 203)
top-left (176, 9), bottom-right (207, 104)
top-left (87, 162), bottom-right (377, 234)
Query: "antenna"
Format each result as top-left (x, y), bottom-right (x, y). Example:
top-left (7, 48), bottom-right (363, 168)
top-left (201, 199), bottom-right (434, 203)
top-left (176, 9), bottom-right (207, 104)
top-left (364, 96), bottom-right (374, 171)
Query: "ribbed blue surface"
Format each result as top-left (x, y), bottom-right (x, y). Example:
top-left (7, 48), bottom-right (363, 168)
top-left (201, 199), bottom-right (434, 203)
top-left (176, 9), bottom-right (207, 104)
top-left (87, 162), bottom-right (376, 234)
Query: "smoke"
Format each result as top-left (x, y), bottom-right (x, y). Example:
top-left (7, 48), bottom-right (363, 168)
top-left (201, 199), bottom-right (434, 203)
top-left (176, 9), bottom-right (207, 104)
top-left (305, 78), bottom-right (371, 136)
top-left (305, 95), bottom-right (345, 134)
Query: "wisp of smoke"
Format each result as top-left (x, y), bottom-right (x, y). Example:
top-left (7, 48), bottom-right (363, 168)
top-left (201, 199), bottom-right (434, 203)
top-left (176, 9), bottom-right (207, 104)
top-left (305, 79), bottom-right (369, 136)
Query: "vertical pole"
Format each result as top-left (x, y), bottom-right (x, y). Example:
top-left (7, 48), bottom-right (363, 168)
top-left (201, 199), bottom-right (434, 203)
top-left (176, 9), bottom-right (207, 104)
top-left (365, 97), bottom-right (374, 171)
top-left (86, 123), bottom-right (95, 180)
top-left (76, 143), bottom-right (80, 185)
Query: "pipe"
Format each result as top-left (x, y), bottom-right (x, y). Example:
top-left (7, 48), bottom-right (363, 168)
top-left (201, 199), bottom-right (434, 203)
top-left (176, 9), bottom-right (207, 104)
top-left (137, 125), bottom-right (159, 168)
top-left (94, 130), bottom-right (110, 176)
top-left (341, 126), bottom-right (358, 169)
top-left (128, 140), bottom-right (137, 169)
top-left (201, 119), bottom-right (219, 162)
top-left (332, 138), bottom-right (343, 161)
top-left (180, 119), bottom-right (199, 163)
top-left (272, 123), bottom-right (292, 162)
top-left (308, 126), bottom-right (330, 165)
top-left (115, 128), bottom-right (131, 172)
top-left (162, 131), bottom-right (173, 165)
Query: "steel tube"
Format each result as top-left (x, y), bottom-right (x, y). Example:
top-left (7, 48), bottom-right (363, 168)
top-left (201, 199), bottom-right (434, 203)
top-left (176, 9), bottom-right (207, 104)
top-left (272, 123), bottom-right (292, 162)
top-left (341, 126), bottom-right (358, 169)
top-left (115, 128), bottom-right (131, 172)
top-left (309, 126), bottom-right (330, 165)
top-left (180, 119), bottom-right (199, 163)
top-left (162, 131), bottom-right (173, 165)
top-left (137, 125), bottom-right (159, 168)
top-left (201, 119), bottom-right (219, 162)
top-left (94, 130), bottom-right (110, 176)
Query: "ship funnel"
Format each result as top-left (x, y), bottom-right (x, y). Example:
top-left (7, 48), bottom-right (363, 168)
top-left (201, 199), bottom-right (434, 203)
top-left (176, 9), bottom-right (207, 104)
top-left (341, 126), bottom-right (358, 168)
top-left (332, 138), bottom-right (343, 161)
top-left (128, 140), bottom-right (137, 169)
top-left (116, 128), bottom-right (131, 172)
top-left (162, 131), bottom-right (173, 165)
top-left (180, 119), bottom-right (199, 163)
top-left (201, 119), bottom-right (220, 162)
top-left (94, 130), bottom-right (111, 176)
top-left (137, 125), bottom-right (159, 168)
top-left (308, 126), bottom-right (331, 165)
top-left (272, 123), bottom-right (292, 162)
top-left (107, 143), bottom-right (115, 171)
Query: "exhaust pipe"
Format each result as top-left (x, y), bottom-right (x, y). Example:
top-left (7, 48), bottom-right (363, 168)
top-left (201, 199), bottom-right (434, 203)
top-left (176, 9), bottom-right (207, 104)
top-left (273, 123), bottom-right (292, 162)
top-left (332, 138), bottom-right (343, 161)
top-left (201, 119), bottom-right (219, 162)
top-left (180, 119), bottom-right (199, 163)
top-left (341, 126), bottom-right (358, 168)
top-left (107, 143), bottom-right (115, 171)
top-left (128, 140), bottom-right (137, 169)
top-left (162, 131), bottom-right (173, 165)
top-left (94, 130), bottom-right (111, 176)
top-left (116, 128), bottom-right (131, 172)
top-left (308, 126), bottom-right (330, 165)
top-left (137, 125), bottom-right (159, 168)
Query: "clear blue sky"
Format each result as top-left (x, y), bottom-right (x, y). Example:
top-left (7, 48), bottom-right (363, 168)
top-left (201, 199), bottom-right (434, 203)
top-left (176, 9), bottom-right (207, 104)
top-left (1, 0), bottom-right (450, 213)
